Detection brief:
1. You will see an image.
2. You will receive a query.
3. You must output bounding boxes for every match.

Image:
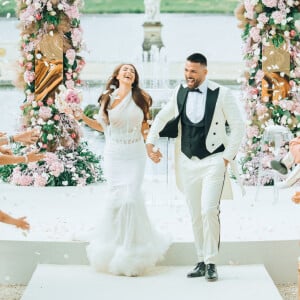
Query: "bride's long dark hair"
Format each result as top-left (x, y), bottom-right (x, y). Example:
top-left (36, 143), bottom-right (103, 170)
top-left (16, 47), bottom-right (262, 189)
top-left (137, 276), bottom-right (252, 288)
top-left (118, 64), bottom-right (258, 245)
top-left (98, 63), bottom-right (152, 123)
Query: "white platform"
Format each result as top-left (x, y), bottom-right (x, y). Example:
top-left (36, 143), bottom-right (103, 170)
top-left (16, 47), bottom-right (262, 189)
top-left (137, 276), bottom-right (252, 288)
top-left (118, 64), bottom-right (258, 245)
top-left (21, 264), bottom-right (282, 300)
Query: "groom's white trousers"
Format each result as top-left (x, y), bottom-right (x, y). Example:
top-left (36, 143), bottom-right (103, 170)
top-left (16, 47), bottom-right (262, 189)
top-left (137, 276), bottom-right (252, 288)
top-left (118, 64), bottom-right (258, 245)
top-left (179, 152), bottom-right (226, 264)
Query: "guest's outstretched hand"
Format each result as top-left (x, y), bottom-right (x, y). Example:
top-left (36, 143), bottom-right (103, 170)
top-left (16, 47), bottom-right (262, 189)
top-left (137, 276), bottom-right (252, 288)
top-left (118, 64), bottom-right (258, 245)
top-left (292, 191), bottom-right (300, 204)
top-left (26, 150), bottom-right (46, 163)
top-left (15, 217), bottom-right (30, 230)
top-left (13, 129), bottom-right (40, 145)
top-left (0, 146), bottom-right (12, 155)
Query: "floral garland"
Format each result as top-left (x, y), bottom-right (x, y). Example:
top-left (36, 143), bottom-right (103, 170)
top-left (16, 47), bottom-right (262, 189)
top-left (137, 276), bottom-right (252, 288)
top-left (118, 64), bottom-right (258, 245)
top-left (236, 0), bottom-right (300, 185)
top-left (0, 142), bottom-right (104, 186)
top-left (0, 0), bottom-right (105, 186)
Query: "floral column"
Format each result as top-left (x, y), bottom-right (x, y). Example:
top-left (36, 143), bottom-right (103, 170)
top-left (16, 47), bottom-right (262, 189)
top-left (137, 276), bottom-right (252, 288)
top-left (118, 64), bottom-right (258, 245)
top-left (0, 0), bottom-right (104, 186)
top-left (236, 0), bottom-right (300, 185)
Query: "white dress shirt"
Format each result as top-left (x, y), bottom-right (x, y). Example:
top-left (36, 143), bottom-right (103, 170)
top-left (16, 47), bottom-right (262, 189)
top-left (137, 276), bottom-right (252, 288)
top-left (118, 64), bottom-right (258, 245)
top-left (185, 80), bottom-right (207, 124)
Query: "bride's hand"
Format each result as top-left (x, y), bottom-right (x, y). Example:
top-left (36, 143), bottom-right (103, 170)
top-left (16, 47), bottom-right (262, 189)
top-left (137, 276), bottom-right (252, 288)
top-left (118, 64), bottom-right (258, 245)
top-left (146, 144), bottom-right (162, 163)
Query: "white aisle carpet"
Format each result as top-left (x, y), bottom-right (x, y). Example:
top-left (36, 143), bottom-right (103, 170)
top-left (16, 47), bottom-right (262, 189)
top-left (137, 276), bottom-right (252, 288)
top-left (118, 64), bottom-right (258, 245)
top-left (21, 264), bottom-right (282, 300)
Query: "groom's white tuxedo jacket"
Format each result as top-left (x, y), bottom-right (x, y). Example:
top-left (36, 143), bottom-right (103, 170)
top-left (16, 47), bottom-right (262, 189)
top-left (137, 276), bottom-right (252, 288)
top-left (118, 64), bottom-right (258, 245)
top-left (147, 81), bottom-right (245, 195)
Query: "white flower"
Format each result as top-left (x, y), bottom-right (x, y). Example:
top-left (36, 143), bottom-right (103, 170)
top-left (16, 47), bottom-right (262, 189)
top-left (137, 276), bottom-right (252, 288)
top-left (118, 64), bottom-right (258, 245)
top-left (47, 120), bottom-right (54, 125)
top-left (26, 54), bottom-right (33, 61)
top-left (254, 48), bottom-right (260, 56)
top-left (284, 31), bottom-right (290, 37)
top-left (58, 4), bottom-right (64, 10)
top-left (32, 101), bottom-right (37, 108)
top-left (295, 20), bottom-right (300, 32)
top-left (34, 2), bottom-right (41, 9)
top-left (50, 11), bottom-right (56, 16)
top-left (62, 181), bottom-right (68, 186)
top-left (281, 19), bottom-right (287, 26)
top-left (47, 134), bottom-right (54, 141)
top-left (28, 15), bottom-right (35, 22)
top-left (36, 53), bottom-right (42, 60)
top-left (37, 118), bottom-right (45, 125)
top-left (49, 31), bottom-right (54, 37)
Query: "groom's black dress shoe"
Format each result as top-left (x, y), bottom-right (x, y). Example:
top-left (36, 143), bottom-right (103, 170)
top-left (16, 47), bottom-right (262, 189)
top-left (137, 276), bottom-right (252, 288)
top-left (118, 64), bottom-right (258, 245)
top-left (205, 264), bottom-right (218, 282)
top-left (187, 262), bottom-right (206, 278)
top-left (270, 159), bottom-right (288, 175)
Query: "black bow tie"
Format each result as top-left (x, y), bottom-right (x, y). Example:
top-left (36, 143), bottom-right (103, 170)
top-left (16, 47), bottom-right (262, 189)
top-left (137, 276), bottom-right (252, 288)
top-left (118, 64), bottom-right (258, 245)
top-left (188, 88), bottom-right (202, 93)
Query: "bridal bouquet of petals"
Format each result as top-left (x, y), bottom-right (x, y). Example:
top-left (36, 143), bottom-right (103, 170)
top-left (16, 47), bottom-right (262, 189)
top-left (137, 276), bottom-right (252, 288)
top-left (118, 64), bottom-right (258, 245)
top-left (55, 85), bottom-right (82, 117)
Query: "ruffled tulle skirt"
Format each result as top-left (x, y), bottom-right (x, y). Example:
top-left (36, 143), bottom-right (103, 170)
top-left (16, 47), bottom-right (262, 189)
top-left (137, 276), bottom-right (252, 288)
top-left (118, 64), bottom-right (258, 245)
top-left (86, 140), bottom-right (170, 276)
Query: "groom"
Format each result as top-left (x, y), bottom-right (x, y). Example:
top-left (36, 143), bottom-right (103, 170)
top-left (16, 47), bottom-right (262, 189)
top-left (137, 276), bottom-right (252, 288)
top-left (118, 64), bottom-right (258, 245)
top-left (146, 53), bottom-right (245, 281)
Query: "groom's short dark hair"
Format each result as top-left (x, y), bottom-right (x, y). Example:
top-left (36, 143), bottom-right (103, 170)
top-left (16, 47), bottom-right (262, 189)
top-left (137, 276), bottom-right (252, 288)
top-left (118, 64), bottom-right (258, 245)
top-left (187, 53), bottom-right (207, 66)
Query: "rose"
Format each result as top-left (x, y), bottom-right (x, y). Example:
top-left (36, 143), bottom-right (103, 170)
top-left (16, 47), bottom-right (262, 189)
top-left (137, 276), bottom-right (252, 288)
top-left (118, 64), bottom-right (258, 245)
top-left (70, 132), bottom-right (77, 139)
top-left (35, 13), bottom-right (42, 21)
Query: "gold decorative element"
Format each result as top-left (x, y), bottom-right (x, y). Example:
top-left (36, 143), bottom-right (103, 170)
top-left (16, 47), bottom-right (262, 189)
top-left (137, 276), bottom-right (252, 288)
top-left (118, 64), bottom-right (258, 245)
top-left (261, 72), bottom-right (290, 103)
top-left (35, 32), bottom-right (63, 101)
top-left (262, 44), bottom-right (290, 74)
top-left (38, 32), bottom-right (63, 60)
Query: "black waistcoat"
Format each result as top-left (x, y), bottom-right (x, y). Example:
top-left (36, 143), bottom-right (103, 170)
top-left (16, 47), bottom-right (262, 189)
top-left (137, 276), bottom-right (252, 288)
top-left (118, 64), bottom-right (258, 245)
top-left (180, 87), bottom-right (224, 159)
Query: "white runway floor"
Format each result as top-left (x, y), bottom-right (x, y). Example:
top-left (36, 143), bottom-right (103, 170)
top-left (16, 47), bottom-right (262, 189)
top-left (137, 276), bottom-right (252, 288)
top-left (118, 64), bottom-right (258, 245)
top-left (21, 264), bottom-right (281, 300)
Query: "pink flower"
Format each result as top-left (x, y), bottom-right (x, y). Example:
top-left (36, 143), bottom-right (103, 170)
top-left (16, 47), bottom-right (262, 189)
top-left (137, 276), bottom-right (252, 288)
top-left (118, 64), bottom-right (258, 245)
top-left (244, 0), bottom-right (255, 19)
top-left (247, 125), bottom-right (260, 139)
top-left (71, 28), bottom-right (82, 48)
top-left (262, 0), bottom-right (278, 8)
top-left (47, 97), bottom-right (54, 105)
top-left (49, 162), bottom-right (64, 177)
top-left (53, 114), bottom-right (60, 121)
top-left (271, 11), bottom-right (285, 24)
top-left (65, 80), bottom-right (75, 89)
top-left (250, 27), bottom-right (261, 43)
top-left (23, 70), bottom-right (35, 83)
top-left (66, 72), bottom-right (72, 80)
top-left (25, 62), bottom-right (33, 70)
top-left (13, 173), bottom-right (33, 186)
top-left (256, 103), bottom-right (268, 116)
top-left (65, 90), bottom-right (81, 104)
top-left (255, 69), bottom-right (265, 83)
top-left (66, 49), bottom-right (76, 65)
top-left (34, 174), bottom-right (48, 186)
top-left (279, 100), bottom-right (294, 111)
top-left (65, 5), bottom-right (79, 20)
top-left (257, 13), bottom-right (269, 24)
top-left (38, 106), bottom-right (52, 120)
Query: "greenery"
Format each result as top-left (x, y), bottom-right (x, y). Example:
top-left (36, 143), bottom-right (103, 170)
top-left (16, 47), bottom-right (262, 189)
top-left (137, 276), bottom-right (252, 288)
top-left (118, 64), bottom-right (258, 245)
top-left (0, 0), bottom-right (240, 17)
top-left (84, 104), bottom-right (99, 119)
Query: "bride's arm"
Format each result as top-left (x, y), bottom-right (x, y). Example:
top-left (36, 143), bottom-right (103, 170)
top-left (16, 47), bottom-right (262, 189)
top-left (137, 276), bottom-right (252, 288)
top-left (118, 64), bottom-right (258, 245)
top-left (81, 114), bottom-right (104, 132)
top-left (141, 120), bottom-right (150, 141)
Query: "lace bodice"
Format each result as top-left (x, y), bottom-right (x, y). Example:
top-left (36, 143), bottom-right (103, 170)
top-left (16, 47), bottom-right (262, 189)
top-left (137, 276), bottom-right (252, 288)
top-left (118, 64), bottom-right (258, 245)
top-left (98, 90), bottom-right (143, 144)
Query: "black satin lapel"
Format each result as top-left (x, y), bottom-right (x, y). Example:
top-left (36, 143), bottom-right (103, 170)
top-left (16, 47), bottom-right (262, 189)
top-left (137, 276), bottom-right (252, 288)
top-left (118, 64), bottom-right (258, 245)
top-left (177, 85), bottom-right (189, 113)
top-left (205, 87), bottom-right (220, 135)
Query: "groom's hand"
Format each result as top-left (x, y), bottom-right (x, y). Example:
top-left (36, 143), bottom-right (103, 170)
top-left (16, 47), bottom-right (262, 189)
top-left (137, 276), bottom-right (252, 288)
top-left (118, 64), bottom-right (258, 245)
top-left (146, 143), bottom-right (162, 163)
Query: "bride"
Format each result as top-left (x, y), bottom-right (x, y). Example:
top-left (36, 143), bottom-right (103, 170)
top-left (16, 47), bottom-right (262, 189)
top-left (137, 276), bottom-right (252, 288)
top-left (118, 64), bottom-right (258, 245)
top-left (79, 63), bottom-right (170, 276)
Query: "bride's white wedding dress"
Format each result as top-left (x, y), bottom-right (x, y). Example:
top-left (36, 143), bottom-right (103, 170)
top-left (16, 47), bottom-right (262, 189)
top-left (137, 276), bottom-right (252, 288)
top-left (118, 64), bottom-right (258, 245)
top-left (86, 90), bottom-right (170, 276)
